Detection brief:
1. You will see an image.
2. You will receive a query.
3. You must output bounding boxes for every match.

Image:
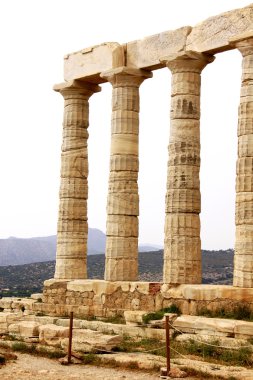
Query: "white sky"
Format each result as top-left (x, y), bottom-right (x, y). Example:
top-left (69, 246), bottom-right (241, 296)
top-left (0, 0), bottom-right (251, 249)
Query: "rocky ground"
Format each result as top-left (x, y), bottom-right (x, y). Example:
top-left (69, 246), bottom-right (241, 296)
top-left (0, 353), bottom-right (160, 380)
top-left (2, 352), bottom-right (253, 380)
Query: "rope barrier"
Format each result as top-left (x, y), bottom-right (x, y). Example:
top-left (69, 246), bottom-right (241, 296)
top-left (170, 346), bottom-right (189, 360)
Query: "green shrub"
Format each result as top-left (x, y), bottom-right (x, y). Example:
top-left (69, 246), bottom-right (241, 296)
top-left (198, 305), bottom-right (253, 321)
top-left (142, 304), bottom-right (181, 324)
top-left (82, 353), bottom-right (99, 365)
top-left (12, 342), bottom-right (36, 354)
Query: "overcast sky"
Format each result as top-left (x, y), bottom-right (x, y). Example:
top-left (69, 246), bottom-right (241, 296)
top-left (0, 0), bottom-right (251, 249)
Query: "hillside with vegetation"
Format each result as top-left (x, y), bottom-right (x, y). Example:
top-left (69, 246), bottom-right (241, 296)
top-left (0, 249), bottom-right (233, 297)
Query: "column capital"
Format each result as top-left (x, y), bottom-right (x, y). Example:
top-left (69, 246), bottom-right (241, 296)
top-left (100, 66), bottom-right (152, 88)
top-left (229, 32), bottom-right (253, 56)
top-left (160, 51), bottom-right (215, 73)
top-left (53, 80), bottom-right (101, 98)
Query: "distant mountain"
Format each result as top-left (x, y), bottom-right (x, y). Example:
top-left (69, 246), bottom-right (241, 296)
top-left (0, 229), bottom-right (162, 266)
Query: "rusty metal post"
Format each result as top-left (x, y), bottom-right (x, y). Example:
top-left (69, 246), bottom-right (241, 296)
top-left (67, 311), bottom-right (74, 364)
top-left (165, 314), bottom-right (171, 375)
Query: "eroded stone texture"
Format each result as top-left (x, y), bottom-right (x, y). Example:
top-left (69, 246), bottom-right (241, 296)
top-left (126, 26), bottom-right (191, 69)
top-left (101, 67), bottom-right (152, 281)
top-left (231, 34), bottom-right (253, 288)
top-left (54, 80), bottom-right (101, 280)
top-left (186, 4), bottom-right (253, 53)
top-left (161, 52), bottom-right (214, 284)
top-left (64, 43), bottom-right (125, 82)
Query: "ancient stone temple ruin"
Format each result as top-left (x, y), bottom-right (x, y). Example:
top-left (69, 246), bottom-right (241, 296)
top-left (41, 4), bottom-right (253, 318)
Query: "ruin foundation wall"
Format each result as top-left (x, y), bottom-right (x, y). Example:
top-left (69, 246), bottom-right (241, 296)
top-left (37, 281), bottom-right (253, 318)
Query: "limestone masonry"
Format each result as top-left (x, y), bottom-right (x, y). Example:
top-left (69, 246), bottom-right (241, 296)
top-left (47, 4), bottom-right (253, 317)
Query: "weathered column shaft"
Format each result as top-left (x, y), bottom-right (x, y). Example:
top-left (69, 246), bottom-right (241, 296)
top-left (231, 35), bottom-right (253, 287)
top-left (161, 52), bottom-right (214, 284)
top-left (54, 80), bottom-right (100, 279)
top-left (101, 67), bottom-right (152, 281)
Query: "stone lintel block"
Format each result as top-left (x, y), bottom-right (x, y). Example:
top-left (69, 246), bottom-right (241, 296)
top-left (229, 31), bottom-right (253, 46)
top-left (126, 26), bottom-right (191, 69)
top-left (64, 43), bottom-right (125, 83)
top-left (61, 6), bottom-right (253, 85)
top-left (186, 4), bottom-right (253, 53)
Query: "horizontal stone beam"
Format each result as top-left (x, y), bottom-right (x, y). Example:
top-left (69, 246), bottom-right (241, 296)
top-left (63, 4), bottom-right (253, 82)
top-left (125, 26), bottom-right (191, 70)
top-left (186, 4), bottom-right (253, 53)
top-left (64, 42), bottom-right (125, 82)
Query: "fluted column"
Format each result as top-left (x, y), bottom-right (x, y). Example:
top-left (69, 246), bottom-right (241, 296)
top-left (160, 52), bottom-right (214, 284)
top-left (101, 67), bottom-right (152, 281)
top-left (54, 80), bottom-right (101, 279)
top-left (230, 34), bottom-right (253, 287)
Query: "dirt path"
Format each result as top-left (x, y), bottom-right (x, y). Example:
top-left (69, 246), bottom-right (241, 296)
top-left (0, 353), bottom-right (161, 380)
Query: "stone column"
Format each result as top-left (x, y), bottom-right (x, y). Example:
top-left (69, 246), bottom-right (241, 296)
top-left (54, 80), bottom-right (101, 279)
top-left (101, 67), bottom-right (152, 281)
top-left (160, 52), bottom-right (214, 284)
top-left (230, 34), bottom-right (253, 287)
